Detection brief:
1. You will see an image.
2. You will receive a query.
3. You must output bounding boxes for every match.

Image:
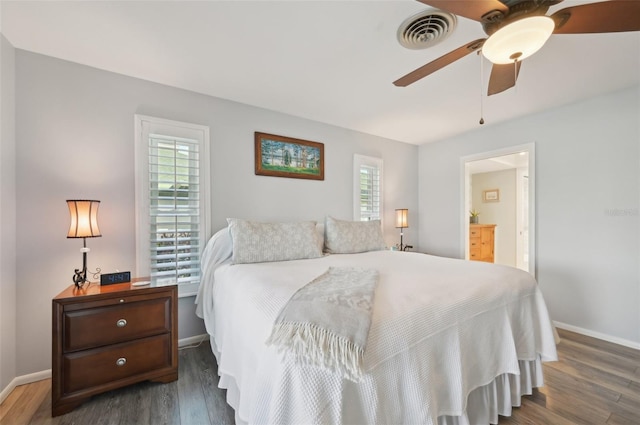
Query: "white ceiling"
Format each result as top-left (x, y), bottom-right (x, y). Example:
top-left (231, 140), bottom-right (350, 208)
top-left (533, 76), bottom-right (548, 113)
top-left (2, 0), bottom-right (639, 145)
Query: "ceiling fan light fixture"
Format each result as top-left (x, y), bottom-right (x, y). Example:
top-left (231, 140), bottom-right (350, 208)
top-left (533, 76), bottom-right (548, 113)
top-left (482, 16), bottom-right (555, 64)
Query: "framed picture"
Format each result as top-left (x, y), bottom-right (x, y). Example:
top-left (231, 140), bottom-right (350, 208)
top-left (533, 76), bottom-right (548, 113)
top-left (255, 132), bottom-right (324, 180)
top-left (483, 189), bottom-right (500, 202)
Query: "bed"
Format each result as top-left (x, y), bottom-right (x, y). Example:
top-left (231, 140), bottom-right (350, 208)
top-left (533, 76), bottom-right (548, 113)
top-left (195, 218), bottom-right (558, 425)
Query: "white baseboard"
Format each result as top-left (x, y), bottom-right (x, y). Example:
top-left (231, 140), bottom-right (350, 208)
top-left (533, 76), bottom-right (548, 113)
top-left (554, 321), bottom-right (640, 350)
top-left (0, 334), bottom-right (210, 405)
top-left (0, 369), bottom-right (51, 405)
top-left (178, 333), bottom-right (209, 347)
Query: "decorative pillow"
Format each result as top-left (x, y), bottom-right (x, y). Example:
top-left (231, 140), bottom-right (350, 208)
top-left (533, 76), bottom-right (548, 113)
top-left (315, 222), bottom-right (325, 253)
top-left (227, 218), bottom-right (323, 264)
top-left (324, 216), bottom-right (386, 254)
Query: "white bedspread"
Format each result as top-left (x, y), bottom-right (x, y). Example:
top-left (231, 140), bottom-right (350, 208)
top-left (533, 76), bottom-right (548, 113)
top-left (196, 250), bottom-right (557, 425)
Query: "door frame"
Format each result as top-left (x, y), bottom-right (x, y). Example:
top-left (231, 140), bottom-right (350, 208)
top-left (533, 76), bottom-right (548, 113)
top-left (459, 143), bottom-right (536, 277)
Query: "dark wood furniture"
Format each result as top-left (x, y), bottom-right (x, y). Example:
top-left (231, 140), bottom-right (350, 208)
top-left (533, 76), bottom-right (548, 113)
top-left (52, 280), bottom-right (178, 416)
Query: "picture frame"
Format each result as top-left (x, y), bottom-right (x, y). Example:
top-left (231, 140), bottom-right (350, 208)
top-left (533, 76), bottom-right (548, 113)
top-left (255, 132), bottom-right (324, 180)
top-left (483, 189), bottom-right (500, 202)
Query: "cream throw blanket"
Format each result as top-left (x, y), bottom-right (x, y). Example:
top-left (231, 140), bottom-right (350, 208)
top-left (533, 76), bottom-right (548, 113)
top-left (265, 267), bottom-right (378, 382)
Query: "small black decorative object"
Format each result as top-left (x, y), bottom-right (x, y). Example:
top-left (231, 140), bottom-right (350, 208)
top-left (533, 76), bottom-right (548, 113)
top-left (100, 271), bottom-right (131, 286)
top-left (67, 200), bottom-right (102, 289)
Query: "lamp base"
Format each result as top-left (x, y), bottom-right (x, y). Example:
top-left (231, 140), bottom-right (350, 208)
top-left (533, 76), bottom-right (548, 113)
top-left (73, 268), bottom-right (87, 289)
top-left (73, 243), bottom-right (89, 288)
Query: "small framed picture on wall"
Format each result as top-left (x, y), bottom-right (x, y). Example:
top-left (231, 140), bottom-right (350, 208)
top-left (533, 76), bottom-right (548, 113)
top-left (483, 189), bottom-right (500, 202)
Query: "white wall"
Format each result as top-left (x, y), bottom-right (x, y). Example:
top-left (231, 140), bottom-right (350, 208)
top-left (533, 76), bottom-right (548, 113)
top-left (419, 86), bottom-right (640, 345)
top-left (471, 169), bottom-right (517, 266)
top-left (13, 50), bottom-right (419, 377)
top-left (0, 33), bottom-right (17, 394)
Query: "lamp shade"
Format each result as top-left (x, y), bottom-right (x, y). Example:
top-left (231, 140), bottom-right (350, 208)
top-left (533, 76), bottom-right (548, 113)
top-left (395, 209), bottom-right (408, 228)
top-left (482, 16), bottom-right (555, 64)
top-left (67, 200), bottom-right (102, 238)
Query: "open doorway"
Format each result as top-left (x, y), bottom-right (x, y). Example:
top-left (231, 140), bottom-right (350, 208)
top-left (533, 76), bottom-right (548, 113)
top-left (461, 144), bottom-right (535, 276)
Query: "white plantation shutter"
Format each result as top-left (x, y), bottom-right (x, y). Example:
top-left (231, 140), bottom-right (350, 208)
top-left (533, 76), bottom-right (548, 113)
top-left (135, 115), bottom-right (210, 296)
top-left (359, 164), bottom-right (381, 221)
top-left (149, 135), bottom-right (201, 285)
top-left (353, 155), bottom-right (383, 222)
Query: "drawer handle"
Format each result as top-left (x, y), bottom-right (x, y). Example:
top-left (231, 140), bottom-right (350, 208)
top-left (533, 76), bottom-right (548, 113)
top-left (116, 357), bottom-right (127, 367)
top-left (116, 319), bottom-right (127, 328)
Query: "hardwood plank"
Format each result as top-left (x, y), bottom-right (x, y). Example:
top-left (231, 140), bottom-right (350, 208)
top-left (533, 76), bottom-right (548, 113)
top-left (149, 379), bottom-right (180, 425)
top-left (609, 393), bottom-right (640, 422)
top-left (0, 380), bottom-right (49, 425)
top-left (533, 371), bottom-right (614, 424)
top-left (62, 386), bottom-right (125, 425)
top-left (545, 354), bottom-right (637, 400)
top-left (177, 346), bottom-right (211, 425)
top-left (544, 362), bottom-right (622, 402)
top-left (558, 338), bottom-right (638, 379)
top-left (607, 411), bottom-right (640, 425)
top-left (113, 381), bottom-right (151, 424)
top-left (193, 343), bottom-right (235, 424)
top-left (0, 384), bottom-right (28, 422)
top-left (499, 395), bottom-right (578, 425)
top-left (557, 329), bottom-right (640, 361)
top-left (26, 384), bottom-right (54, 425)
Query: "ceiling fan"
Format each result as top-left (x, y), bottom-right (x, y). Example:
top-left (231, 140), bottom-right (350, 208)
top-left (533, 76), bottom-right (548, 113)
top-left (394, 0), bottom-right (640, 96)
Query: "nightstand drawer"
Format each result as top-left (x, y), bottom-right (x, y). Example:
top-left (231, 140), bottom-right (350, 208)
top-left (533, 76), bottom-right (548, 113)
top-left (64, 297), bottom-right (171, 352)
top-left (63, 334), bottom-right (172, 394)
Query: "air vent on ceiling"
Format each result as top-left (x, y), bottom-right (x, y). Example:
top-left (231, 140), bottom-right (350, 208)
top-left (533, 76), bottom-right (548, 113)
top-left (397, 9), bottom-right (457, 50)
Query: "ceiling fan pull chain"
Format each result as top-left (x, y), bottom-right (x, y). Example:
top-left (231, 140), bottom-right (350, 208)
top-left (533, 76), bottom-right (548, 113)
top-left (479, 51), bottom-right (485, 125)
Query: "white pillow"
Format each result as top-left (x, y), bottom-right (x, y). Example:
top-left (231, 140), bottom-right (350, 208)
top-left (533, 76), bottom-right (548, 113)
top-left (324, 216), bottom-right (386, 254)
top-left (227, 218), bottom-right (323, 264)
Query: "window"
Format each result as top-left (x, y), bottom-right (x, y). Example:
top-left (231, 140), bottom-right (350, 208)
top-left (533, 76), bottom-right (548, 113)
top-left (353, 154), bottom-right (383, 222)
top-left (135, 115), bottom-right (210, 297)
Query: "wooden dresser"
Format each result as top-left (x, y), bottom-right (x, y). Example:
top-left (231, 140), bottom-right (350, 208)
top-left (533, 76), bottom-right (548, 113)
top-left (469, 224), bottom-right (496, 263)
top-left (52, 281), bottom-right (178, 416)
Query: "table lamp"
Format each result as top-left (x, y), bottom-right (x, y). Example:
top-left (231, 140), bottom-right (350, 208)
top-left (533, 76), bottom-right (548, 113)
top-left (67, 200), bottom-right (101, 288)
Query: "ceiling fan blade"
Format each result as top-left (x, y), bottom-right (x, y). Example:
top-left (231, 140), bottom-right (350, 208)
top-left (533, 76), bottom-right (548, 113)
top-left (552, 0), bottom-right (640, 34)
top-left (393, 39), bottom-right (485, 87)
top-left (487, 62), bottom-right (521, 96)
top-left (416, 1), bottom-right (508, 22)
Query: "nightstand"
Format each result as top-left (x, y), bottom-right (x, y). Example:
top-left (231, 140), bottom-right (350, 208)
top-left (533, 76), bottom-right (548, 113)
top-left (52, 280), bottom-right (178, 416)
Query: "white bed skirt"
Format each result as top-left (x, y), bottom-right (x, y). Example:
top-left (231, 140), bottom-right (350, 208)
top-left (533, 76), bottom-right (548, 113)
top-left (210, 339), bottom-right (543, 425)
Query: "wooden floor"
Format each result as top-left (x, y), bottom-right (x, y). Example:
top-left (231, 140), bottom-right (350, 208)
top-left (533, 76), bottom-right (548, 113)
top-left (0, 341), bottom-right (235, 425)
top-left (1, 329), bottom-right (638, 425)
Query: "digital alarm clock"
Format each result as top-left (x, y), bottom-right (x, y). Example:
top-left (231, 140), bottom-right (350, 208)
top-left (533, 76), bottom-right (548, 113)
top-left (100, 271), bottom-right (131, 285)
